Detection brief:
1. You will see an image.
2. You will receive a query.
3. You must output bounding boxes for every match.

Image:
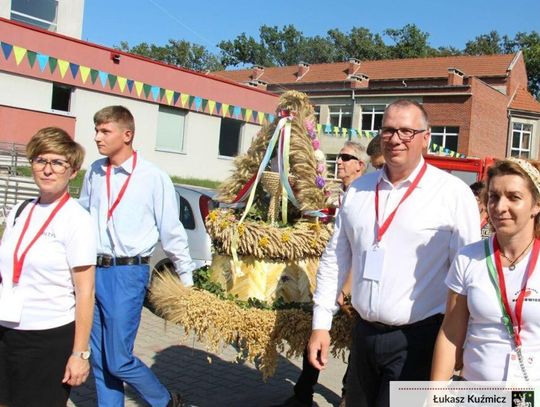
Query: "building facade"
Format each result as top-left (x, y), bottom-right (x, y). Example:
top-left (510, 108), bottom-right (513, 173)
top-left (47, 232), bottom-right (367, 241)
top-left (0, 18), bottom-right (278, 180)
top-left (215, 55), bottom-right (540, 160)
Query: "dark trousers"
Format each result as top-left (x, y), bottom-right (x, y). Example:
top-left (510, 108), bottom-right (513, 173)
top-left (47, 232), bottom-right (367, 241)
top-left (346, 315), bottom-right (442, 407)
top-left (0, 322), bottom-right (74, 407)
top-left (293, 348), bottom-right (320, 404)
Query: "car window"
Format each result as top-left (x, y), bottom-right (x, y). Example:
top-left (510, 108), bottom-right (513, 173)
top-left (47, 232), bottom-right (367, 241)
top-left (179, 196), bottom-right (195, 230)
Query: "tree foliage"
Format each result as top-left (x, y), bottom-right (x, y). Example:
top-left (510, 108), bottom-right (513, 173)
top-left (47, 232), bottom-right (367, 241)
top-left (117, 24), bottom-right (540, 97)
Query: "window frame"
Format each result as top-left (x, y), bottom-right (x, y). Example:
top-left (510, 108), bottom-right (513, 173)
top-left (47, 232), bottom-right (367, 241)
top-left (218, 117), bottom-right (244, 158)
top-left (10, 0), bottom-right (58, 31)
top-left (510, 122), bottom-right (533, 159)
top-left (430, 126), bottom-right (459, 153)
top-left (328, 105), bottom-right (353, 129)
top-left (361, 105), bottom-right (385, 131)
top-left (155, 105), bottom-right (188, 154)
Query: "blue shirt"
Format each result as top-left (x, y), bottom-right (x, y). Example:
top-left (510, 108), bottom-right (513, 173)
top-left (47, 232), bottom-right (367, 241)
top-left (79, 153), bottom-right (195, 286)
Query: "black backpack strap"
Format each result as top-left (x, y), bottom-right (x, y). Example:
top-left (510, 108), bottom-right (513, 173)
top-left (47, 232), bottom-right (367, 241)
top-left (13, 199), bottom-right (33, 226)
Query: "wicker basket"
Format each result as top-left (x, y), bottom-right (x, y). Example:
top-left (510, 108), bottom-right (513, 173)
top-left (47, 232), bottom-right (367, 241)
top-left (261, 171), bottom-right (281, 223)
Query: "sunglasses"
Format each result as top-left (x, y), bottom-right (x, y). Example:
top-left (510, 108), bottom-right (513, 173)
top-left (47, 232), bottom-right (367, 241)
top-left (337, 153), bottom-right (359, 162)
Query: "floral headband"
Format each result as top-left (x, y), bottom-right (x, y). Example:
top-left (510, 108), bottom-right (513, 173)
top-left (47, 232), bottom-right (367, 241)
top-left (507, 157), bottom-right (540, 196)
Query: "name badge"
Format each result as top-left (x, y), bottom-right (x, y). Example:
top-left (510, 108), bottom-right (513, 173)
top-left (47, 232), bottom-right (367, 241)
top-left (507, 349), bottom-right (538, 382)
top-left (0, 284), bottom-right (23, 323)
top-left (363, 245), bottom-right (385, 281)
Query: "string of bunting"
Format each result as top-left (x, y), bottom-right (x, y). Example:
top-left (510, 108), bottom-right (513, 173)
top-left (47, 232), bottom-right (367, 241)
top-left (0, 41), bottom-right (275, 126)
top-left (314, 124), bottom-right (467, 158)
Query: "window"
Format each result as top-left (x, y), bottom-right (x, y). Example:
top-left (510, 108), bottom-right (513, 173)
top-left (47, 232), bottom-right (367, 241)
top-left (329, 105), bottom-right (352, 129)
top-left (361, 105), bottom-right (385, 131)
top-left (219, 118), bottom-right (243, 157)
top-left (178, 195), bottom-right (195, 230)
top-left (11, 0), bottom-right (58, 31)
top-left (156, 106), bottom-right (186, 153)
top-left (51, 83), bottom-right (71, 112)
top-left (510, 122), bottom-right (532, 158)
top-left (431, 126), bottom-right (459, 152)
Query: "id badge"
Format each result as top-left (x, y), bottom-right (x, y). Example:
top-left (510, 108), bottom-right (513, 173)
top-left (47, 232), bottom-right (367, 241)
top-left (363, 245), bottom-right (385, 281)
top-left (507, 349), bottom-right (537, 381)
top-left (0, 285), bottom-right (23, 323)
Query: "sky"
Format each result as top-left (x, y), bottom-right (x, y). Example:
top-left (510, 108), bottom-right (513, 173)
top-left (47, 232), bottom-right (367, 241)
top-left (83, 0), bottom-right (540, 58)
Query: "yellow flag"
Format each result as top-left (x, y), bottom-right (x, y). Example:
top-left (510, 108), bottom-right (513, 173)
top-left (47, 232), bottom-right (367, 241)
top-left (80, 66), bottom-right (90, 83)
top-left (165, 89), bottom-right (173, 105)
top-left (58, 59), bottom-right (69, 78)
top-left (222, 103), bottom-right (229, 117)
top-left (245, 109), bottom-right (252, 122)
top-left (117, 76), bottom-right (127, 92)
top-left (180, 93), bottom-right (189, 107)
top-left (134, 81), bottom-right (143, 97)
top-left (13, 46), bottom-right (27, 65)
top-left (257, 112), bottom-right (265, 124)
top-left (208, 100), bottom-right (216, 114)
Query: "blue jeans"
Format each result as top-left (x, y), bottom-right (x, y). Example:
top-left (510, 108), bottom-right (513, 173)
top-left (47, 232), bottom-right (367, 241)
top-left (90, 264), bottom-right (170, 407)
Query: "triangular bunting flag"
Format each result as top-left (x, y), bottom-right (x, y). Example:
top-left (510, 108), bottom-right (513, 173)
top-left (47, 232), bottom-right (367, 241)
top-left (165, 89), bottom-right (173, 105)
top-left (26, 50), bottom-right (37, 68)
top-left (142, 84), bottom-right (151, 98)
top-left (188, 95), bottom-right (195, 108)
top-left (316, 124), bottom-right (322, 134)
top-left (268, 114), bottom-right (275, 123)
top-left (127, 79), bottom-right (134, 93)
top-left (80, 66), bottom-right (90, 83)
top-left (333, 127), bottom-right (339, 136)
top-left (173, 92), bottom-right (180, 105)
top-left (108, 74), bottom-right (117, 89)
top-left (234, 106), bottom-right (241, 118)
top-left (1, 42), bottom-right (13, 60)
top-left (194, 97), bottom-right (202, 111)
top-left (215, 102), bottom-right (222, 115)
top-left (208, 100), bottom-right (216, 114)
top-left (324, 124), bottom-right (332, 134)
top-left (98, 71), bottom-right (108, 87)
top-left (13, 46), bottom-right (27, 65)
top-left (117, 76), bottom-right (127, 92)
top-left (351, 129), bottom-right (357, 137)
top-left (201, 98), bottom-right (208, 113)
top-left (342, 128), bottom-right (348, 137)
top-left (245, 109), bottom-right (252, 122)
top-left (48, 57), bottom-right (58, 74)
top-left (221, 103), bottom-right (229, 117)
top-left (240, 108), bottom-right (246, 119)
top-left (69, 63), bottom-right (79, 79)
top-left (37, 53), bottom-right (48, 71)
top-left (150, 86), bottom-right (159, 101)
top-left (257, 112), bottom-right (265, 124)
top-left (159, 88), bottom-right (166, 101)
top-left (90, 69), bottom-right (99, 84)
top-left (180, 93), bottom-right (189, 107)
top-left (134, 81), bottom-right (143, 96)
top-left (58, 59), bottom-right (69, 78)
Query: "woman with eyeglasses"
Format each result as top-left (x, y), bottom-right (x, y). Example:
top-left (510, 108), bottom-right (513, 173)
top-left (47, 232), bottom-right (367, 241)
top-left (431, 158), bottom-right (540, 382)
top-left (0, 127), bottom-right (96, 407)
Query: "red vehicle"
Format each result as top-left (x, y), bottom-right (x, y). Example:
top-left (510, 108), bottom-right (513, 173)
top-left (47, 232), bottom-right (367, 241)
top-left (424, 155), bottom-right (496, 185)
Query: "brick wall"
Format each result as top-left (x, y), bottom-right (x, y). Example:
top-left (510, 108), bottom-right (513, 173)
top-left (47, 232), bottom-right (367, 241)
top-left (468, 77), bottom-right (509, 159)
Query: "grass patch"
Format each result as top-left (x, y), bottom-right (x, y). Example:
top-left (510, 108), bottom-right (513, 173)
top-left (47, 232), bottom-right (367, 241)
top-left (170, 176), bottom-right (220, 189)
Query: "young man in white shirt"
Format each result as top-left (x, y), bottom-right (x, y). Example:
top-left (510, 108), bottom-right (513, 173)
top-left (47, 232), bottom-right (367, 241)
top-left (79, 106), bottom-right (195, 407)
top-left (307, 100), bottom-right (480, 407)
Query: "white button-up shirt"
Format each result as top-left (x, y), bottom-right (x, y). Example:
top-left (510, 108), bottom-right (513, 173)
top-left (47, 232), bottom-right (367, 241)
top-left (312, 159), bottom-right (481, 330)
top-left (79, 153), bottom-right (195, 286)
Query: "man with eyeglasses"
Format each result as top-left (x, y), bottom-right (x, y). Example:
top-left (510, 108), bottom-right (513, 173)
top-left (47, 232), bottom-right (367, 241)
top-left (307, 99), bottom-right (480, 407)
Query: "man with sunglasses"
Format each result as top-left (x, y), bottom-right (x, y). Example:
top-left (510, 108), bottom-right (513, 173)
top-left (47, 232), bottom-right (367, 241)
top-left (308, 100), bottom-right (480, 407)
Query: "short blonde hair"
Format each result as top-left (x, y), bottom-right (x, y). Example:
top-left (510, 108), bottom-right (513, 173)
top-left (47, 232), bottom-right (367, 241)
top-left (94, 105), bottom-right (135, 133)
top-left (26, 127), bottom-right (85, 171)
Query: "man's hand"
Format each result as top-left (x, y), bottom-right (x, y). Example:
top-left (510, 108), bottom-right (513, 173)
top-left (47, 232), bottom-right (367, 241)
top-left (307, 329), bottom-right (331, 370)
top-left (62, 356), bottom-right (90, 387)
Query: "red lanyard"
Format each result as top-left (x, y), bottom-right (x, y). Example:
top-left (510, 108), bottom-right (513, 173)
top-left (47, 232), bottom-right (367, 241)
top-left (106, 151), bottom-right (137, 221)
top-left (12, 192), bottom-right (70, 284)
top-left (374, 162), bottom-right (427, 243)
top-left (493, 237), bottom-right (540, 347)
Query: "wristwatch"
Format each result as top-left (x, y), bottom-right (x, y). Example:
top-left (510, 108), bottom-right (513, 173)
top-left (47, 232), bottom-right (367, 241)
top-left (71, 349), bottom-right (91, 360)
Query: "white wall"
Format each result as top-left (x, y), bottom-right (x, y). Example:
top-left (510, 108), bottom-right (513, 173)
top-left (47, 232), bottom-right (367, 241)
top-left (56, 0), bottom-right (84, 39)
top-left (0, 72), bottom-right (52, 111)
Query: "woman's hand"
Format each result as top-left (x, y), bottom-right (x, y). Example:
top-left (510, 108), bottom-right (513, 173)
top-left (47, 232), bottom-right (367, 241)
top-left (62, 355), bottom-right (90, 386)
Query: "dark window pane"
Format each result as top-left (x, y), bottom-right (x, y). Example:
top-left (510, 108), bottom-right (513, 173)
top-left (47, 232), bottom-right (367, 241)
top-left (219, 118), bottom-right (242, 157)
top-left (373, 114), bottom-right (383, 130)
top-left (512, 132), bottom-right (521, 148)
top-left (179, 196), bottom-right (195, 230)
top-left (341, 116), bottom-right (352, 129)
top-left (445, 136), bottom-right (458, 151)
top-left (431, 135), bottom-right (443, 146)
top-left (51, 84), bottom-right (71, 111)
top-left (12, 0), bottom-right (57, 21)
top-left (361, 115), bottom-right (372, 130)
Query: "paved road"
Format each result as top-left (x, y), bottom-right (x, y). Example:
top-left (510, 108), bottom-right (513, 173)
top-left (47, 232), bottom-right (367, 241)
top-left (68, 308), bottom-right (348, 407)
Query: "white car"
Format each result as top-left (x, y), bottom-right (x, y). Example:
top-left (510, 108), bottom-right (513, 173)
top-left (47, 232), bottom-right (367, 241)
top-left (150, 184), bottom-right (218, 272)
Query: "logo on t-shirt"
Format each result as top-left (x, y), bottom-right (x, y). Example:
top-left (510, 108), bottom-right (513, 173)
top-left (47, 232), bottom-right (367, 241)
top-left (513, 288), bottom-right (540, 303)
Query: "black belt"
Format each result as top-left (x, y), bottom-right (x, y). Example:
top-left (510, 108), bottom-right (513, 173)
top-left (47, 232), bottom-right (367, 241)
top-left (96, 255), bottom-right (150, 268)
top-left (361, 313), bottom-right (444, 333)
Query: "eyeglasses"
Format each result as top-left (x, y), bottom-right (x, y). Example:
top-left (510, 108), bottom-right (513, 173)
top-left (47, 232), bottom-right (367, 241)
top-left (337, 153), bottom-right (359, 162)
top-left (379, 127), bottom-right (426, 142)
top-left (30, 157), bottom-right (71, 174)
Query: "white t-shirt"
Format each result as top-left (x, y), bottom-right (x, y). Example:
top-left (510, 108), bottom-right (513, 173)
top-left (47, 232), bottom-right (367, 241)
top-left (446, 238), bottom-right (540, 381)
top-left (0, 198), bottom-right (96, 330)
